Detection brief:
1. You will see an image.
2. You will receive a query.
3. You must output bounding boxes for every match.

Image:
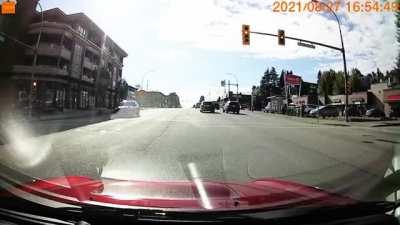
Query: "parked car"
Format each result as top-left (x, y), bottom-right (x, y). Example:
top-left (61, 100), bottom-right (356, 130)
top-left (264, 102), bottom-right (272, 113)
top-left (309, 105), bottom-right (339, 118)
top-left (343, 105), bottom-right (367, 117)
top-left (200, 101), bottom-right (215, 113)
top-left (366, 107), bottom-right (385, 118)
top-left (389, 109), bottom-right (400, 118)
top-left (213, 101), bottom-right (220, 110)
top-left (304, 104), bottom-right (317, 115)
top-left (223, 101), bottom-right (240, 114)
top-left (111, 100), bottom-right (140, 119)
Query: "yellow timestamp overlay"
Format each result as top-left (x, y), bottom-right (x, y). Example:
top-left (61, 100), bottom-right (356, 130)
top-left (272, 1), bottom-right (400, 13)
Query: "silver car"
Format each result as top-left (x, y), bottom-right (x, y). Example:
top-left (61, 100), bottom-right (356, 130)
top-left (111, 100), bottom-right (140, 119)
top-left (309, 105), bottom-right (339, 118)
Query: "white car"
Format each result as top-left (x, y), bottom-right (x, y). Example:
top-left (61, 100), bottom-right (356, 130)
top-left (264, 102), bottom-right (272, 113)
top-left (111, 100), bottom-right (140, 119)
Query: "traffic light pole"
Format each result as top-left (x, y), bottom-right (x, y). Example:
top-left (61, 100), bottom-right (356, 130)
top-left (29, 2), bottom-right (44, 118)
top-left (250, 30), bottom-right (349, 122)
top-left (314, 0), bottom-right (349, 122)
top-left (250, 31), bottom-right (342, 51)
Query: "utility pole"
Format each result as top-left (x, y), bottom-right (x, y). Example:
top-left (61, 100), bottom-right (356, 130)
top-left (28, 2), bottom-right (44, 117)
top-left (226, 73), bottom-right (239, 101)
top-left (236, 83), bottom-right (239, 101)
top-left (312, 0), bottom-right (349, 122)
top-left (228, 80), bottom-right (231, 100)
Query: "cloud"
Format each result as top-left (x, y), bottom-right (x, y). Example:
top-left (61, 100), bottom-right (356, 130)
top-left (157, 0), bottom-right (397, 74)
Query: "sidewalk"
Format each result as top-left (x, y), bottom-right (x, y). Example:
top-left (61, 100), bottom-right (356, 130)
top-left (254, 111), bottom-right (400, 128)
top-left (31, 108), bottom-right (113, 122)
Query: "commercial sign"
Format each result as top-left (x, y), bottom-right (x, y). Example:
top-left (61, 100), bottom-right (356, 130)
top-left (383, 88), bottom-right (400, 103)
top-left (285, 74), bottom-right (301, 86)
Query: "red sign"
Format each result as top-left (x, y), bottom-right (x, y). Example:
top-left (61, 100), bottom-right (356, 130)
top-left (285, 74), bottom-right (301, 86)
top-left (386, 95), bottom-right (400, 102)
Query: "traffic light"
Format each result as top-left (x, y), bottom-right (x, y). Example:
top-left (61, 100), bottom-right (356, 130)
top-left (346, 79), bottom-right (351, 95)
top-left (242, 24), bottom-right (250, 45)
top-left (278, 29), bottom-right (285, 46)
top-left (32, 81), bottom-right (38, 96)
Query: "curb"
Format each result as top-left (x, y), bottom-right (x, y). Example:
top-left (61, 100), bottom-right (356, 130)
top-left (31, 110), bottom-right (112, 122)
top-left (36, 114), bottom-right (110, 122)
top-left (259, 112), bottom-right (400, 128)
top-left (370, 123), bottom-right (400, 128)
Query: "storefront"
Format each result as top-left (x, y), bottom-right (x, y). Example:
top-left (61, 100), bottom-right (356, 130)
top-left (383, 88), bottom-right (400, 117)
top-left (328, 92), bottom-right (369, 116)
top-left (329, 92), bottom-right (369, 106)
top-left (266, 96), bottom-right (285, 113)
top-left (13, 78), bottom-right (67, 113)
top-left (79, 84), bottom-right (96, 109)
top-left (41, 81), bottom-right (66, 112)
top-left (291, 95), bottom-right (317, 106)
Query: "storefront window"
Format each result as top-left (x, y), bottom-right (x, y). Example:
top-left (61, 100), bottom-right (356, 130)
top-left (80, 90), bottom-right (89, 109)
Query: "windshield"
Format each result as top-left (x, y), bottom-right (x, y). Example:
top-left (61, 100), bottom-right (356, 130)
top-left (0, 0), bottom-right (400, 221)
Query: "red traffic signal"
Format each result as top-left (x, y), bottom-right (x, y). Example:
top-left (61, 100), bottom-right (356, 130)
top-left (278, 29), bottom-right (285, 46)
top-left (242, 24), bottom-right (250, 45)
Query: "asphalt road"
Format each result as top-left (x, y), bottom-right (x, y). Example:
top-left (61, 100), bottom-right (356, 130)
top-left (0, 108), bottom-right (399, 202)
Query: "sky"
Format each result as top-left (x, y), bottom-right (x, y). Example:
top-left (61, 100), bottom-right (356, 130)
top-left (39, 0), bottom-right (398, 107)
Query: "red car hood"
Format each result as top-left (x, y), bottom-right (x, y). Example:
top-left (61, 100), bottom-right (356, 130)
top-left (8, 176), bottom-right (356, 211)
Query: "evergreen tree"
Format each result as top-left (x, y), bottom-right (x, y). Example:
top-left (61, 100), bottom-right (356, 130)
top-left (376, 68), bottom-right (384, 82)
top-left (332, 71), bottom-right (345, 95)
top-left (350, 68), bottom-right (363, 92)
top-left (279, 70), bottom-right (285, 89)
top-left (270, 67), bottom-right (278, 87)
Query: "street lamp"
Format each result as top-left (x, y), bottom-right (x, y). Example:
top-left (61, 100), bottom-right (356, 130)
top-left (140, 69), bottom-right (156, 91)
top-left (28, 1), bottom-right (44, 117)
top-left (311, 0), bottom-right (349, 122)
top-left (226, 73), bottom-right (239, 101)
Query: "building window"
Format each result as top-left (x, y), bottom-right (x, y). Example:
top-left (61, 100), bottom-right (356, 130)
top-left (80, 90), bottom-right (89, 109)
top-left (77, 25), bottom-right (87, 38)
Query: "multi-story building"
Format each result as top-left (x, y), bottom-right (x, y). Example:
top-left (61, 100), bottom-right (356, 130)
top-left (7, 7), bottom-right (127, 112)
top-left (135, 90), bottom-right (181, 108)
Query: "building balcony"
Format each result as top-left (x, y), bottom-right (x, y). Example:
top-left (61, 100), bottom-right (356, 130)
top-left (25, 43), bottom-right (72, 61)
top-left (12, 65), bottom-right (69, 76)
top-left (28, 22), bottom-right (74, 39)
top-left (82, 75), bottom-right (96, 84)
top-left (83, 57), bottom-right (98, 71)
